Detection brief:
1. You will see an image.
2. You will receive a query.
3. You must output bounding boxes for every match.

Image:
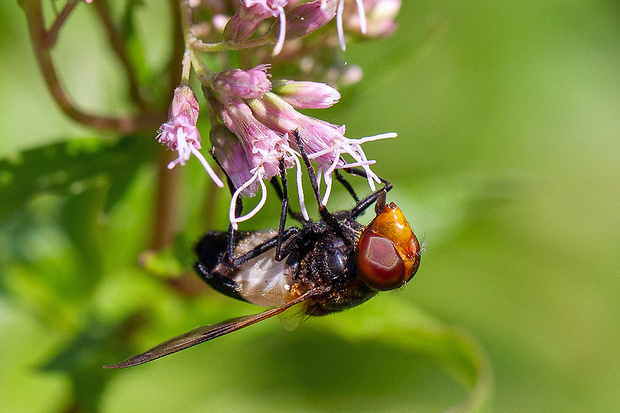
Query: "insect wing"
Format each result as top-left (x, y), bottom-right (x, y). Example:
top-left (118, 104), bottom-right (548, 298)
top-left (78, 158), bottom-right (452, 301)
top-left (104, 289), bottom-right (318, 369)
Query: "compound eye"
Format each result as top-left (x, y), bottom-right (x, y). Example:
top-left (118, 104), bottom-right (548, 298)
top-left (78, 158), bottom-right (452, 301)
top-left (356, 231), bottom-right (406, 291)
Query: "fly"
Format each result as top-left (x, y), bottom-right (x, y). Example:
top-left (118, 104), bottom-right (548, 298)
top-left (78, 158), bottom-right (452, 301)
top-left (105, 133), bottom-right (421, 369)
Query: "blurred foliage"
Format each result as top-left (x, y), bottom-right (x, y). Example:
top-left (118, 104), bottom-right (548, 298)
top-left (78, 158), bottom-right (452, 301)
top-left (2, 0), bottom-right (620, 412)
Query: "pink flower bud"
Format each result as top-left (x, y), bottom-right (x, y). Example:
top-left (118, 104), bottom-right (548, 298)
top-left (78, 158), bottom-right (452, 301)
top-left (224, 0), bottom-right (289, 43)
top-left (157, 85), bottom-right (224, 188)
top-left (272, 79), bottom-right (340, 109)
top-left (212, 65), bottom-right (272, 99)
top-left (269, 0), bottom-right (335, 41)
top-left (210, 125), bottom-right (257, 196)
top-left (248, 92), bottom-right (395, 205)
top-left (248, 92), bottom-right (343, 166)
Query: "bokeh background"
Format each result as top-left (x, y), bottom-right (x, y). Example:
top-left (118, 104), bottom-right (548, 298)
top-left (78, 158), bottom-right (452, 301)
top-left (1, 1), bottom-right (619, 412)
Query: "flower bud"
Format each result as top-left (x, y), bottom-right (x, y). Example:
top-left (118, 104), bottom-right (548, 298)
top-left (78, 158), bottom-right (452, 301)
top-left (210, 125), bottom-right (257, 196)
top-left (157, 85), bottom-right (224, 187)
top-left (212, 65), bottom-right (272, 99)
top-left (224, 0), bottom-right (289, 43)
top-left (269, 0), bottom-right (335, 42)
top-left (272, 79), bottom-right (340, 109)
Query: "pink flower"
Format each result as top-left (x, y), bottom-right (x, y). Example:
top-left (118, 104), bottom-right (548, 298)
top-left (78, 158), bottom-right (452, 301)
top-left (271, 79), bottom-right (340, 109)
top-left (270, 0), bottom-right (335, 41)
top-left (210, 125), bottom-right (256, 196)
top-left (224, 0), bottom-right (289, 55)
top-left (248, 92), bottom-right (395, 205)
top-left (206, 66), bottom-right (395, 225)
top-left (212, 64), bottom-right (272, 99)
top-left (208, 91), bottom-right (296, 228)
top-left (157, 85), bottom-right (224, 188)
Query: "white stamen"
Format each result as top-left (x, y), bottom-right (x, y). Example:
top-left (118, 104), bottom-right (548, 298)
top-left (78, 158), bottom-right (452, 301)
top-left (306, 132), bottom-right (396, 160)
top-left (340, 144), bottom-right (375, 190)
top-left (190, 146), bottom-right (225, 187)
top-left (354, 0), bottom-right (367, 34)
top-left (167, 159), bottom-right (181, 169)
top-left (285, 146), bottom-right (310, 221)
top-left (229, 168), bottom-right (268, 229)
top-left (272, 6), bottom-right (287, 56)
top-left (321, 170), bottom-right (333, 206)
top-left (320, 150), bottom-right (341, 205)
top-left (337, 0), bottom-right (346, 51)
top-left (341, 159), bottom-right (376, 169)
top-left (176, 128), bottom-right (190, 165)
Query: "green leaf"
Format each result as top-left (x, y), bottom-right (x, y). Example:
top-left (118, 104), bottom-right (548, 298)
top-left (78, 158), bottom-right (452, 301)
top-left (0, 136), bottom-right (155, 224)
top-left (60, 183), bottom-right (107, 287)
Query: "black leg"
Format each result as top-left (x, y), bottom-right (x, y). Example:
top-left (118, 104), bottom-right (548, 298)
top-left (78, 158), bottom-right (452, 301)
top-left (292, 130), bottom-right (341, 226)
top-left (334, 169), bottom-right (360, 203)
top-left (226, 196), bottom-right (244, 267)
top-left (339, 167), bottom-right (393, 219)
top-left (270, 175), bottom-right (304, 222)
top-left (231, 226), bottom-right (305, 267)
top-left (275, 159), bottom-right (290, 259)
top-left (341, 166), bottom-right (392, 188)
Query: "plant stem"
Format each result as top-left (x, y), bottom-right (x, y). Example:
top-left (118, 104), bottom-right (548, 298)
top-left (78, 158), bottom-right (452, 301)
top-left (22, 0), bottom-right (165, 133)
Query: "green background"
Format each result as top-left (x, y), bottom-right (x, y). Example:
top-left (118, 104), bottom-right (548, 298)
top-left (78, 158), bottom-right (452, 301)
top-left (1, 1), bottom-right (619, 412)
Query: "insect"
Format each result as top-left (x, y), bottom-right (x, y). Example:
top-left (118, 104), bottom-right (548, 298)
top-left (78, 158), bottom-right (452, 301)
top-left (105, 135), bottom-right (421, 369)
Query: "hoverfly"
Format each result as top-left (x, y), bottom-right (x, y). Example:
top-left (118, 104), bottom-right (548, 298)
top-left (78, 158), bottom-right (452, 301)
top-left (105, 134), bottom-right (421, 369)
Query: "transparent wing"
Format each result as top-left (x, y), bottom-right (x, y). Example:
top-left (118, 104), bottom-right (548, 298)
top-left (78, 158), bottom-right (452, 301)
top-left (104, 289), bottom-right (319, 369)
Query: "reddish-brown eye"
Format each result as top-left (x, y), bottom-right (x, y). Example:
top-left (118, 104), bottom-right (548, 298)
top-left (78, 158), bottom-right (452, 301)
top-left (356, 202), bottom-right (421, 291)
top-left (356, 232), bottom-right (406, 291)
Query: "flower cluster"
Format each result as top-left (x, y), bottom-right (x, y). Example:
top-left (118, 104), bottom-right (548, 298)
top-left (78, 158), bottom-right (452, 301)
top-left (208, 64), bottom-right (395, 227)
top-left (156, 0), bottom-right (402, 228)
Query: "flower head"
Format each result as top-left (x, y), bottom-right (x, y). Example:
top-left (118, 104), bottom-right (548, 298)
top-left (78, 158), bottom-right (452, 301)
top-left (205, 64), bottom-right (395, 227)
top-left (157, 84), bottom-right (224, 188)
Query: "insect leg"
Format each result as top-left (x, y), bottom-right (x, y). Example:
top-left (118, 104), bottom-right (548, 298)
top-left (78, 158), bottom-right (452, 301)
top-left (291, 130), bottom-right (341, 227)
top-left (226, 195), bottom-right (244, 266)
top-left (270, 175), bottom-right (305, 223)
top-left (275, 159), bottom-right (290, 259)
top-left (343, 167), bottom-right (394, 218)
top-left (334, 169), bottom-right (360, 203)
top-left (230, 226), bottom-right (305, 267)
